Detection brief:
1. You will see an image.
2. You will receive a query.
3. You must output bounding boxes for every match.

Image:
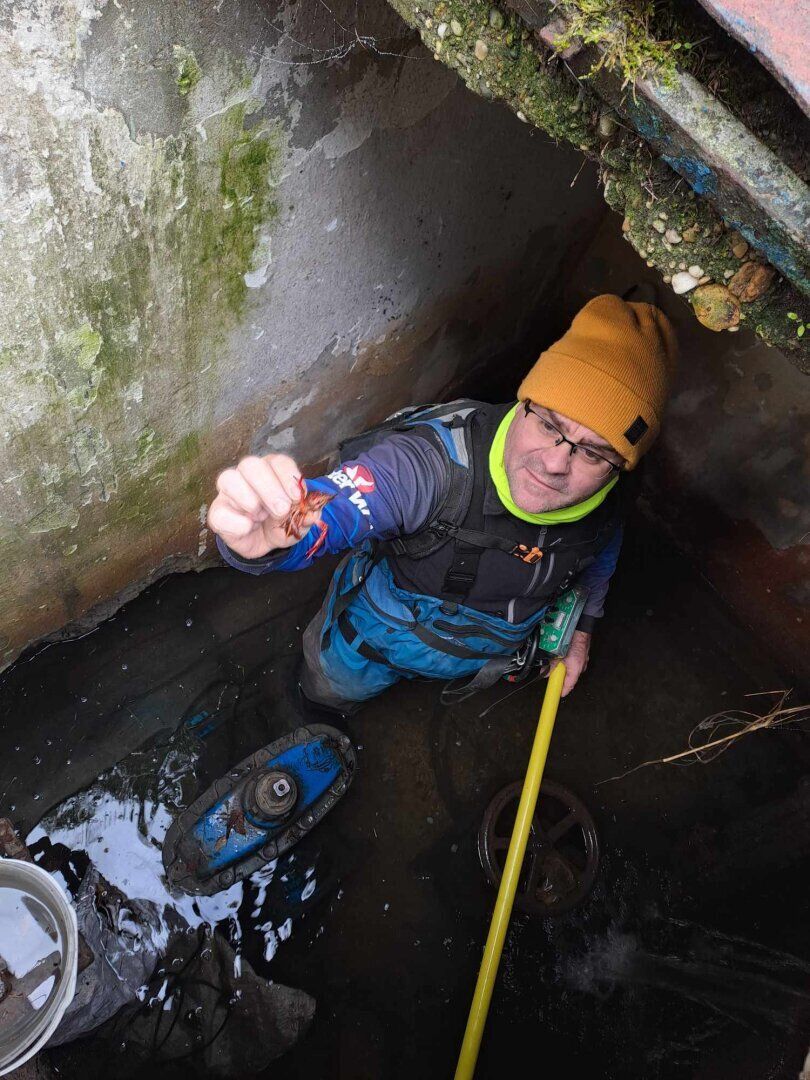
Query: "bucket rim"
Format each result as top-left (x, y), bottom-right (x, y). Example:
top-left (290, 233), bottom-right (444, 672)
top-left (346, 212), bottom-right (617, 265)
top-left (0, 858), bottom-right (78, 1076)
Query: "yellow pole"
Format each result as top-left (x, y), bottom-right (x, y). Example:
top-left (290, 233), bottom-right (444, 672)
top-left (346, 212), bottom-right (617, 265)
top-left (454, 661), bottom-right (567, 1080)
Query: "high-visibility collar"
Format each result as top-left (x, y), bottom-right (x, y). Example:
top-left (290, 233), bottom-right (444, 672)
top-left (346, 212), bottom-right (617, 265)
top-left (488, 403), bottom-right (619, 524)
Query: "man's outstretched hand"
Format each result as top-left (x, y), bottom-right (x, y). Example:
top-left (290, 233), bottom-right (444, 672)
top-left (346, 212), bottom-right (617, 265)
top-left (207, 454), bottom-right (323, 560)
top-left (550, 629), bottom-right (591, 697)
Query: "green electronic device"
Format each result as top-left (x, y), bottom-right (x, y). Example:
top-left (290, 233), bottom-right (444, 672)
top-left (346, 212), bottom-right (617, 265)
top-left (536, 586), bottom-right (588, 657)
top-left (503, 587), bottom-right (588, 686)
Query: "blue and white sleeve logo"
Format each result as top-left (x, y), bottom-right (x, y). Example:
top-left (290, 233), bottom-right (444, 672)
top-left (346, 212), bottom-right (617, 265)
top-left (327, 464), bottom-right (375, 525)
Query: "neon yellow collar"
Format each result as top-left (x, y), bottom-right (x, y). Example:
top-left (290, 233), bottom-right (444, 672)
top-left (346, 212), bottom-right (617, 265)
top-left (488, 404), bottom-right (619, 524)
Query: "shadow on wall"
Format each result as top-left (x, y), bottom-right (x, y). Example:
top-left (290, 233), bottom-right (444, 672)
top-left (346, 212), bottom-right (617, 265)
top-left (250, 224), bottom-right (590, 470)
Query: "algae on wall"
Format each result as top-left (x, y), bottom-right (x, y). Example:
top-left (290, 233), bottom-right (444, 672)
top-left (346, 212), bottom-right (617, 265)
top-left (0, 0), bottom-right (613, 672)
top-left (0, 0), bottom-right (281, 665)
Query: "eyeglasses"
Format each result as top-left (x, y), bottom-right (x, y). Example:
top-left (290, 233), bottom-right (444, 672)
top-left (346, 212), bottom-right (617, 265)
top-left (522, 401), bottom-right (624, 477)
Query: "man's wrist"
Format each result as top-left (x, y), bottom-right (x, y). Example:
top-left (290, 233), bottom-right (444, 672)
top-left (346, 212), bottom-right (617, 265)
top-left (216, 533), bottom-right (289, 572)
top-left (576, 614), bottom-right (597, 634)
top-left (223, 542), bottom-right (281, 565)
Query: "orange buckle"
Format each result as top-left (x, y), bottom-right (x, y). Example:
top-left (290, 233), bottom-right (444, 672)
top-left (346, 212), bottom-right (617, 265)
top-left (512, 545), bottom-right (544, 565)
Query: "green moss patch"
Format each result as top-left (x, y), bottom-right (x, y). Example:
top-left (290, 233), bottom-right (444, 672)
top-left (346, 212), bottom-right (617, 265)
top-left (174, 46), bottom-right (202, 96)
top-left (554, 0), bottom-right (693, 89)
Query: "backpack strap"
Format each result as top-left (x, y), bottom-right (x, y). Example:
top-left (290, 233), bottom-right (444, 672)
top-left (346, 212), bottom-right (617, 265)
top-left (343, 401), bottom-right (614, 587)
top-left (339, 399), bottom-right (479, 463)
top-left (338, 399), bottom-right (483, 563)
top-left (386, 402), bottom-right (550, 584)
top-left (381, 404), bottom-right (481, 561)
top-left (441, 448), bottom-right (487, 599)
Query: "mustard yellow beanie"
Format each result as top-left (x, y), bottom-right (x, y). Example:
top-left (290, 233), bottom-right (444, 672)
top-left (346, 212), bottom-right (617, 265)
top-left (517, 294), bottom-right (678, 469)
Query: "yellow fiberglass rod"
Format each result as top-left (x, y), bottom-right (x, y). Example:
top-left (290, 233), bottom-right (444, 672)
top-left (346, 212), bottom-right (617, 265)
top-left (454, 660), bottom-right (567, 1080)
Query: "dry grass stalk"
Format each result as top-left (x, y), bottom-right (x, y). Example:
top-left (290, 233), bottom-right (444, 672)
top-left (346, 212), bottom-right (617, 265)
top-left (598, 690), bottom-right (810, 785)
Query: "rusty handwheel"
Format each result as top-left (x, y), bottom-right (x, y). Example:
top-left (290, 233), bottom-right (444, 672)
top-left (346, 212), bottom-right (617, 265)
top-left (477, 780), bottom-right (600, 917)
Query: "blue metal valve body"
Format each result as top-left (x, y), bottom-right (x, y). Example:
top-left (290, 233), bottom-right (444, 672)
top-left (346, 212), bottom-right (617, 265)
top-left (193, 738), bottom-right (342, 873)
top-left (162, 724), bottom-right (356, 896)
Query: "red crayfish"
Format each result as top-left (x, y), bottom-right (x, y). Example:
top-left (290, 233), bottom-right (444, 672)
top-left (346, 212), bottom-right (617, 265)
top-left (282, 476), bottom-right (335, 558)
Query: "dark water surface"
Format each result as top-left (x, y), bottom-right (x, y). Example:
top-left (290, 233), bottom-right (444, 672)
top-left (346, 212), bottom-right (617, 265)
top-left (1, 518), bottom-right (808, 1079)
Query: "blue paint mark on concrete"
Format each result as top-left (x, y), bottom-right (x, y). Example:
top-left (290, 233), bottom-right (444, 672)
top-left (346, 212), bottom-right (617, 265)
top-left (730, 219), bottom-right (807, 291)
top-left (662, 155), bottom-right (718, 198)
top-left (630, 107), bottom-right (668, 147)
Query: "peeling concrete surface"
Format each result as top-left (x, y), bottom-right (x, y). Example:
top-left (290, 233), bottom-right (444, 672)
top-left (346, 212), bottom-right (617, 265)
top-left (0, 0), bottom-right (606, 669)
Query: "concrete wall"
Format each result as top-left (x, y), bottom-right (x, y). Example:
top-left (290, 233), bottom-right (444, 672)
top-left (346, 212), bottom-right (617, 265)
top-left (565, 216), bottom-right (810, 685)
top-left (0, 0), bottom-right (606, 668)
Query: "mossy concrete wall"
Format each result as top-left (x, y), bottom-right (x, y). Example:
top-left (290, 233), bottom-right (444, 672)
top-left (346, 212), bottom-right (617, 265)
top-left (383, 0), bottom-right (810, 364)
top-left (0, 0), bottom-right (606, 668)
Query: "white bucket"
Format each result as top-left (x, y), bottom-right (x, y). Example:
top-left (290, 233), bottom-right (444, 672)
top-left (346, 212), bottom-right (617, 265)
top-left (0, 859), bottom-right (78, 1076)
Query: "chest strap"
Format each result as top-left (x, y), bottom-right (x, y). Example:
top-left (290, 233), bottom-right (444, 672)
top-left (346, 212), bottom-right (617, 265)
top-left (442, 409), bottom-right (544, 599)
top-left (437, 522), bottom-right (546, 600)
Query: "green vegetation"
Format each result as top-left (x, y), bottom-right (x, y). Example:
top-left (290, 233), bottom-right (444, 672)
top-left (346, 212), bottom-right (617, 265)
top-left (553, 0), bottom-right (696, 88)
top-left (3, 51), bottom-right (285, 556)
top-left (384, 0), bottom-right (808, 363)
top-left (174, 46), bottom-right (202, 96)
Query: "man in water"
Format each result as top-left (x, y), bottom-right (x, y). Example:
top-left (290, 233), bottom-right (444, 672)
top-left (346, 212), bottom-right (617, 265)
top-left (208, 294), bottom-right (677, 715)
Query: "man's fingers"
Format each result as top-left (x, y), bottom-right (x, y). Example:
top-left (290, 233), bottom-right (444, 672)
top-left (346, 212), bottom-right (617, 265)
top-left (266, 454), bottom-right (306, 503)
top-left (238, 456), bottom-right (295, 521)
top-left (207, 501), bottom-right (255, 539)
top-left (209, 453), bottom-right (310, 557)
top-left (548, 657), bottom-right (576, 697)
top-left (216, 468), bottom-right (267, 519)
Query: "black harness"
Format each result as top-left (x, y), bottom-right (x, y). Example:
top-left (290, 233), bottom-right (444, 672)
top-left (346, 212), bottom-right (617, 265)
top-left (342, 400), bottom-right (621, 614)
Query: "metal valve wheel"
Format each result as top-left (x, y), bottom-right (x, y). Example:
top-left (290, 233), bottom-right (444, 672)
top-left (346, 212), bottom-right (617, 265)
top-left (477, 779), bottom-right (600, 917)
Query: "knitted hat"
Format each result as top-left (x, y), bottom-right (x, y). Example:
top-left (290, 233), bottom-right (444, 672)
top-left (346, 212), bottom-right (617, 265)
top-left (517, 294), bottom-right (678, 469)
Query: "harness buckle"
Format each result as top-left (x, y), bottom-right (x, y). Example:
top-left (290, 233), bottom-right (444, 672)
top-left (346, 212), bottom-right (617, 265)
top-left (434, 520), bottom-right (458, 537)
top-left (511, 544), bottom-right (544, 565)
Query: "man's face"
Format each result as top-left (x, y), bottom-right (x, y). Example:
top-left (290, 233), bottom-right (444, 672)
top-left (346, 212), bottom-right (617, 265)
top-left (503, 402), bottom-right (625, 513)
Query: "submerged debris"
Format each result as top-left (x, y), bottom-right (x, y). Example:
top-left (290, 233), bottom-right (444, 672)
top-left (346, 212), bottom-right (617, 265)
top-left (25, 730), bottom-right (307, 965)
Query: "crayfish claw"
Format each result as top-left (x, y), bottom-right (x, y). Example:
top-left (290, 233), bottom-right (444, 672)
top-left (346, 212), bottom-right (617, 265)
top-left (305, 521), bottom-right (329, 560)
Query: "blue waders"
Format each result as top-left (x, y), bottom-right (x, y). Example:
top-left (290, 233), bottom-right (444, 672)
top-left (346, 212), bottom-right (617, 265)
top-left (301, 541), bottom-right (550, 712)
